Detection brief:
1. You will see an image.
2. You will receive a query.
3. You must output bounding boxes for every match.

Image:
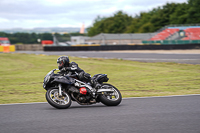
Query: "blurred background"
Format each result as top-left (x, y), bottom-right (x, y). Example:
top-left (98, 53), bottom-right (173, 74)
top-left (0, 0), bottom-right (199, 50)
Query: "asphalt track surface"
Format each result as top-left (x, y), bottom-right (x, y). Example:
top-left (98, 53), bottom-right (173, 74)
top-left (0, 95), bottom-right (200, 133)
top-left (14, 51), bottom-right (200, 64)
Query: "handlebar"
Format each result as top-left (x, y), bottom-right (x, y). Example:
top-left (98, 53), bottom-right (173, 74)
top-left (53, 68), bottom-right (78, 78)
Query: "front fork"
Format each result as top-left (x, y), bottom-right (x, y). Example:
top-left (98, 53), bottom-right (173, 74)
top-left (58, 84), bottom-right (62, 96)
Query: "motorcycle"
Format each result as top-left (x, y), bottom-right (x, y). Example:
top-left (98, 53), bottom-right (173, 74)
top-left (43, 69), bottom-right (122, 109)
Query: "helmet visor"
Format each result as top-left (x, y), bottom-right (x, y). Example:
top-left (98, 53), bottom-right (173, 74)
top-left (57, 61), bottom-right (64, 70)
top-left (57, 63), bottom-right (61, 67)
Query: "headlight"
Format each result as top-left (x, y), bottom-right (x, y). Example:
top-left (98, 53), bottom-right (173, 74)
top-left (44, 75), bottom-right (50, 84)
top-left (43, 83), bottom-right (46, 89)
top-left (43, 70), bottom-right (53, 84)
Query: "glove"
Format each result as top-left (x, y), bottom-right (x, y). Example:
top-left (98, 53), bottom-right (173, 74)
top-left (60, 67), bottom-right (70, 72)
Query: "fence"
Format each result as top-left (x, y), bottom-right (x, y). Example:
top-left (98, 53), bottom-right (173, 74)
top-left (142, 40), bottom-right (200, 45)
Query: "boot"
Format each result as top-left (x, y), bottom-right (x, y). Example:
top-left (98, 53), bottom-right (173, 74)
top-left (94, 83), bottom-right (101, 90)
top-left (91, 79), bottom-right (101, 89)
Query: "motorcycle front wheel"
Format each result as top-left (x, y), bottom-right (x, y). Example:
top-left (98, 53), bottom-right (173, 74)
top-left (98, 83), bottom-right (122, 106)
top-left (46, 88), bottom-right (71, 109)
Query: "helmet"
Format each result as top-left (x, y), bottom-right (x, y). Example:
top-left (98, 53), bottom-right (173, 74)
top-left (57, 56), bottom-right (70, 70)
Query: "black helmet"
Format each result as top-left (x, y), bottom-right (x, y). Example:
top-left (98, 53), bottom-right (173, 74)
top-left (57, 56), bottom-right (70, 70)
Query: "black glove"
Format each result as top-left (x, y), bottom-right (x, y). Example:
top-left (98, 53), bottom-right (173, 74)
top-left (60, 67), bottom-right (70, 72)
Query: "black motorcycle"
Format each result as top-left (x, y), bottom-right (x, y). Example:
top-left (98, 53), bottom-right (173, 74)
top-left (43, 69), bottom-right (122, 109)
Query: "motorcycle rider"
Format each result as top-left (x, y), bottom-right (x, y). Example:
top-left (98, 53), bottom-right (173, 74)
top-left (57, 56), bottom-right (91, 82)
top-left (57, 56), bottom-right (99, 103)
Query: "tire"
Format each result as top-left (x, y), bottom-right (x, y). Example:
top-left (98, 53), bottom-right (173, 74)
top-left (99, 83), bottom-right (122, 106)
top-left (46, 88), bottom-right (71, 109)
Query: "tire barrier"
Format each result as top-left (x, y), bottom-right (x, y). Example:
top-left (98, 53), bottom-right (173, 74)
top-left (15, 44), bottom-right (43, 51)
top-left (44, 44), bottom-right (200, 51)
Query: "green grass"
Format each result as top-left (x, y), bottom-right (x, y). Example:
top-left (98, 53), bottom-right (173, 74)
top-left (0, 53), bottom-right (200, 104)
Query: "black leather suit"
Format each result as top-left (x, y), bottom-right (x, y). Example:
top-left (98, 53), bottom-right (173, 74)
top-left (60, 62), bottom-right (91, 83)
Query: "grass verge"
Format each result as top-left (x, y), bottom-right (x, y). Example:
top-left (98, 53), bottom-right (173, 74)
top-left (0, 53), bottom-right (199, 104)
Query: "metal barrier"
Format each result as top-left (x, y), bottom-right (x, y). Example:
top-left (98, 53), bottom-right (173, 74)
top-left (44, 44), bottom-right (200, 51)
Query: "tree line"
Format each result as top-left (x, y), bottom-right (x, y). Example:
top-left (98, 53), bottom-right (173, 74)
top-left (0, 32), bottom-right (86, 44)
top-left (87, 0), bottom-right (200, 36)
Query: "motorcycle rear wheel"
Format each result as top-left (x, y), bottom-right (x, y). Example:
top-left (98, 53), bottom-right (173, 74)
top-left (46, 88), bottom-right (71, 109)
top-left (99, 83), bottom-right (122, 106)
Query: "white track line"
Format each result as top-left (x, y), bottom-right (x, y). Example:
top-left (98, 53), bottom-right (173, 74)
top-left (122, 94), bottom-right (200, 99)
top-left (0, 102), bottom-right (47, 106)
